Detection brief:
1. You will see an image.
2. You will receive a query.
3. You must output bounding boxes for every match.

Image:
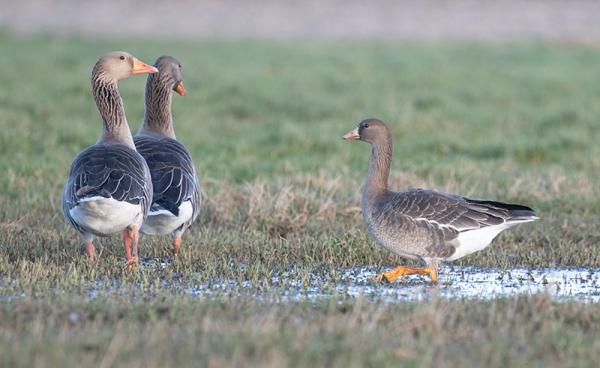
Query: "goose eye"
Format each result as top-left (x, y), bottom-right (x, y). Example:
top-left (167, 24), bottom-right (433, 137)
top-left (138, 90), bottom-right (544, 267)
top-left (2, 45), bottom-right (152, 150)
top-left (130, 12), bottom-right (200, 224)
top-left (119, 56), bottom-right (125, 61)
top-left (364, 123), bottom-right (369, 128)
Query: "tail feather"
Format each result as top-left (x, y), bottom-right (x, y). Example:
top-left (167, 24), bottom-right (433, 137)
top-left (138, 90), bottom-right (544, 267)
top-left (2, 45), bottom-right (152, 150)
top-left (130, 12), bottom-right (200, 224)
top-left (150, 199), bottom-right (179, 216)
top-left (76, 186), bottom-right (112, 200)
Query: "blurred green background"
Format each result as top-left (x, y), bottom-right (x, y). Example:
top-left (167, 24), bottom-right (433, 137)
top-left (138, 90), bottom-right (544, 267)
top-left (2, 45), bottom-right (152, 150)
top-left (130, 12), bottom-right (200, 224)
top-left (2, 1), bottom-right (600, 365)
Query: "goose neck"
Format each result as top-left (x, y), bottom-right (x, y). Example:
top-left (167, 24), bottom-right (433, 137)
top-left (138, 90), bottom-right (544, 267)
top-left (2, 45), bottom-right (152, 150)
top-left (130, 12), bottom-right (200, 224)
top-left (91, 74), bottom-right (134, 147)
top-left (364, 139), bottom-right (392, 197)
top-left (142, 76), bottom-right (176, 139)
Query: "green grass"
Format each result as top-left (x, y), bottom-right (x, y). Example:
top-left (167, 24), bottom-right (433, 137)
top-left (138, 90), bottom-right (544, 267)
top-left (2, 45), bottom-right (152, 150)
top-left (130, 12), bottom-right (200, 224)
top-left (1, 34), bottom-right (600, 366)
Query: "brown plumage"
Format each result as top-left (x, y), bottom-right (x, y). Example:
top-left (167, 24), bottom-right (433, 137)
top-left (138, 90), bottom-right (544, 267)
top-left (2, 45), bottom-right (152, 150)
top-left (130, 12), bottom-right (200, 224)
top-left (134, 56), bottom-right (202, 255)
top-left (343, 119), bottom-right (538, 282)
top-left (61, 52), bottom-right (157, 265)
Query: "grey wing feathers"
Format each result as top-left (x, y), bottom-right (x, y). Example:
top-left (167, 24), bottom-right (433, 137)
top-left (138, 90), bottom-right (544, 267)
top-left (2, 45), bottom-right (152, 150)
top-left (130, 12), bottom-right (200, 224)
top-left (388, 189), bottom-right (537, 233)
top-left (371, 189), bottom-right (537, 259)
top-left (61, 144), bottom-right (152, 233)
top-left (134, 136), bottom-right (201, 229)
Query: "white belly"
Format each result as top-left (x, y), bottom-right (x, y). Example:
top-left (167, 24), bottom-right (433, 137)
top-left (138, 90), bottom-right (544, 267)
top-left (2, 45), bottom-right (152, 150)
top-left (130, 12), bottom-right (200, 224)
top-left (70, 196), bottom-right (143, 236)
top-left (447, 223), bottom-right (512, 261)
top-left (141, 201), bottom-right (193, 236)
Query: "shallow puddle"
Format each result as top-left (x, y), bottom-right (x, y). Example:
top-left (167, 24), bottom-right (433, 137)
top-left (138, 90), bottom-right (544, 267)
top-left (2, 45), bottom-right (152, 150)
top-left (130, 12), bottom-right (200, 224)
top-left (182, 265), bottom-right (600, 303)
top-left (332, 266), bottom-right (600, 302)
top-left (5, 264), bottom-right (600, 303)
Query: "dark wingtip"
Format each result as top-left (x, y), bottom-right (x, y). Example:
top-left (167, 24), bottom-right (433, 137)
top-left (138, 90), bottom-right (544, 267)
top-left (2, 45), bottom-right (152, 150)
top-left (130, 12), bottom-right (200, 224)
top-left (466, 198), bottom-right (538, 221)
top-left (467, 198), bottom-right (534, 212)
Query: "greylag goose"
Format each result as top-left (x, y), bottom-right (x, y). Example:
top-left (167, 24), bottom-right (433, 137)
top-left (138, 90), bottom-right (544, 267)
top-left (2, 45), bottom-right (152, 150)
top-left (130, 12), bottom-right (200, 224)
top-left (134, 56), bottom-right (201, 255)
top-left (62, 52), bottom-right (157, 265)
top-left (343, 119), bottom-right (538, 282)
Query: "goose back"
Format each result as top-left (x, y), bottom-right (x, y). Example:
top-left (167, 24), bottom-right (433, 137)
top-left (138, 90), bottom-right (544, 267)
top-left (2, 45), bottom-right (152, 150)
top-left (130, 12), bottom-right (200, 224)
top-left (363, 188), bottom-right (537, 260)
top-left (62, 143), bottom-right (152, 236)
top-left (134, 135), bottom-right (201, 232)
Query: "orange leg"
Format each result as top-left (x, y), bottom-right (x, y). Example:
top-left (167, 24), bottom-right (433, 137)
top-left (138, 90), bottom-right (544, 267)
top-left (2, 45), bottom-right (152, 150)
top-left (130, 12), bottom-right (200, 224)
top-left (172, 236), bottom-right (182, 256)
top-left (375, 265), bottom-right (438, 283)
top-left (131, 225), bottom-right (139, 260)
top-left (86, 241), bottom-right (96, 260)
top-left (123, 225), bottom-right (139, 268)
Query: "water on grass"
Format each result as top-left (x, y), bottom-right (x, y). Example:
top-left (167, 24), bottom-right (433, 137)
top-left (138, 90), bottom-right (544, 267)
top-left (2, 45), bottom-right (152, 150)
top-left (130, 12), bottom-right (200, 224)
top-left (7, 263), bottom-right (600, 303)
top-left (179, 264), bottom-right (600, 303)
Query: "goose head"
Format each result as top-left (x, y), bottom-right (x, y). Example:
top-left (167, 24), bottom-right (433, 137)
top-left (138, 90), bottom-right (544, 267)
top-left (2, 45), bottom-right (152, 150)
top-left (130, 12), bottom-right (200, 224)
top-left (342, 118), bottom-right (391, 144)
top-left (150, 55), bottom-right (186, 96)
top-left (93, 51), bottom-right (158, 82)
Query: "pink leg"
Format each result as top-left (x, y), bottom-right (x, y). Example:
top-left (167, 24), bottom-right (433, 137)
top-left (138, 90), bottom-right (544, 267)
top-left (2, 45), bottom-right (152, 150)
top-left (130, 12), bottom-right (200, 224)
top-left (123, 226), bottom-right (138, 268)
top-left (86, 241), bottom-right (96, 260)
top-left (131, 225), bottom-right (140, 260)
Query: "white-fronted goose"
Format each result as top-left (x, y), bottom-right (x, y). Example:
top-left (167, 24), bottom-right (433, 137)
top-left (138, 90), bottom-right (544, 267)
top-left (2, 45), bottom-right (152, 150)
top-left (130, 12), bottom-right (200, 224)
top-left (134, 56), bottom-right (201, 255)
top-left (62, 52), bottom-right (158, 265)
top-left (343, 119), bottom-right (538, 283)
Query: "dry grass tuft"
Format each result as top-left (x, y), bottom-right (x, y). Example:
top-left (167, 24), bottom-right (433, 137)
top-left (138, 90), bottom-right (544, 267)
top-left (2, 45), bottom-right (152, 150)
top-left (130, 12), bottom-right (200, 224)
top-left (203, 173), bottom-right (357, 238)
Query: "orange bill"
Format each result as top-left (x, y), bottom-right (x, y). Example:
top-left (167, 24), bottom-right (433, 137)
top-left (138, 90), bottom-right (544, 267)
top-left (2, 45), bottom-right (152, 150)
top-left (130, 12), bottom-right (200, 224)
top-left (342, 127), bottom-right (360, 140)
top-left (132, 57), bottom-right (159, 74)
top-left (174, 81), bottom-right (187, 96)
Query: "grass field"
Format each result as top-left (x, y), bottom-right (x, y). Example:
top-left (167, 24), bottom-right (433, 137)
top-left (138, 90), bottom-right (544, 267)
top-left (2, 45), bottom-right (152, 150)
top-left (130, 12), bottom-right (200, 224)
top-left (1, 34), bottom-right (600, 366)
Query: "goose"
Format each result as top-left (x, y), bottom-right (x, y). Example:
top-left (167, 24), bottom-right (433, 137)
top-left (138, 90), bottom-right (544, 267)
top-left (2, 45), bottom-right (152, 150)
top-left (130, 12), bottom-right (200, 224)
top-left (62, 52), bottom-right (157, 265)
top-left (134, 56), bottom-right (202, 255)
top-left (343, 119), bottom-right (538, 283)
